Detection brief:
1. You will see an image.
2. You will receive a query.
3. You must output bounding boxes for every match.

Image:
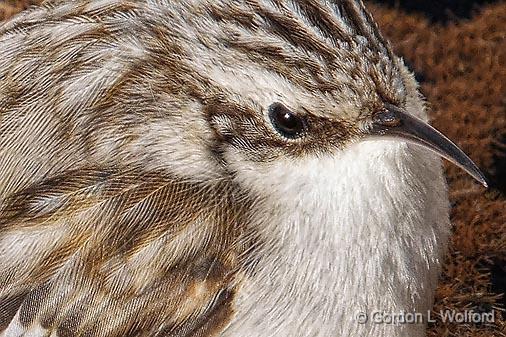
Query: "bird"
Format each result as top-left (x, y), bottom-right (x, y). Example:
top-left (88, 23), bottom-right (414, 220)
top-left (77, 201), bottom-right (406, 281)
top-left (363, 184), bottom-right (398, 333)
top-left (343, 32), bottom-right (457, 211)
top-left (0, 0), bottom-right (488, 337)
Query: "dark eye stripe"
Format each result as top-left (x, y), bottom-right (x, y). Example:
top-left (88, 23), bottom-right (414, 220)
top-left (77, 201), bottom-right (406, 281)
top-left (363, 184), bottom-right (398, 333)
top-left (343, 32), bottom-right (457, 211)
top-left (268, 103), bottom-right (306, 139)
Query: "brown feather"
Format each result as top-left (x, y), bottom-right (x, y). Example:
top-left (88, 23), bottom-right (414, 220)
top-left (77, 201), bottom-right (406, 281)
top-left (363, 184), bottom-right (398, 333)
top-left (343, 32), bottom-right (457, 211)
top-left (0, 168), bottom-right (254, 336)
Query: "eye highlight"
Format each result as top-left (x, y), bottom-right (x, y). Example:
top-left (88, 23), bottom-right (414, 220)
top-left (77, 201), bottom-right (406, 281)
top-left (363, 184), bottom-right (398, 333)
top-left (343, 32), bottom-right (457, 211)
top-left (268, 103), bottom-right (306, 139)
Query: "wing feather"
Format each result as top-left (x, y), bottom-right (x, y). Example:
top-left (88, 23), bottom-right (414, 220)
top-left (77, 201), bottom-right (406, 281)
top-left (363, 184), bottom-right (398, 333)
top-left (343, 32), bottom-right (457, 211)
top-left (0, 168), bottom-right (248, 337)
top-left (0, 1), bottom-right (259, 336)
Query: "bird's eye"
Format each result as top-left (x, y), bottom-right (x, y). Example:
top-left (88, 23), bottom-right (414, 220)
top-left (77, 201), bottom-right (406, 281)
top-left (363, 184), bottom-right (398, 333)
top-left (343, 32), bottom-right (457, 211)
top-left (268, 103), bottom-right (306, 139)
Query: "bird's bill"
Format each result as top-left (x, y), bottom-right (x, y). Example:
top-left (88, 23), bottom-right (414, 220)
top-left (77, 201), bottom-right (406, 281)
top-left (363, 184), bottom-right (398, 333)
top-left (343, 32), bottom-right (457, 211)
top-left (367, 103), bottom-right (488, 187)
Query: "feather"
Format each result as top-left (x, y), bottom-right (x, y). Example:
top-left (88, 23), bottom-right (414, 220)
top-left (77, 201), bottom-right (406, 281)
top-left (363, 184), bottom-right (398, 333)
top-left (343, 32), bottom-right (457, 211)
top-left (0, 168), bottom-right (251, 336)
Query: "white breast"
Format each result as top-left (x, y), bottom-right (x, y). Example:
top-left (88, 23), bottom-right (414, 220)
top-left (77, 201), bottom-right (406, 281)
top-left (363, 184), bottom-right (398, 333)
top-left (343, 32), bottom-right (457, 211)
top-left (223, 140), bottom-right (450, 337)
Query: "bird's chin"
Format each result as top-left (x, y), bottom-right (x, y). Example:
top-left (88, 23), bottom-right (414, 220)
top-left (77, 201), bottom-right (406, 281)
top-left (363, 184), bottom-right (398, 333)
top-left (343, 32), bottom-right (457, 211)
top-left (226, 138), bottom-right (447, 211)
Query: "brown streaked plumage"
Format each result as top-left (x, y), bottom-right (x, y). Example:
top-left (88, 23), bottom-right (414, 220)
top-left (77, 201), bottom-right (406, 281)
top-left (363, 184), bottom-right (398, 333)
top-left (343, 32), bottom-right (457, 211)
top-left (0, 1), bottom-right (486, 337)
top-left (0, 167), bottom-right (253, 336)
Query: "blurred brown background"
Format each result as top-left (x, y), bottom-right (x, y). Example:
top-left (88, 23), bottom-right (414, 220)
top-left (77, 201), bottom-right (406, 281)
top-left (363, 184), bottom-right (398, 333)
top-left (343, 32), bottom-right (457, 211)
top-left (367, 1), bottom-right (505, 336)
top-left (1, 0), bottom-right (505, 336)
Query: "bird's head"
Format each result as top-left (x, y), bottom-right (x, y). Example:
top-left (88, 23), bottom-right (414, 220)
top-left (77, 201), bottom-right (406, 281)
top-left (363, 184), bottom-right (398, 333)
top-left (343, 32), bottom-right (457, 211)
top-left (165, 1), bottom-right (488, 195)
top-left (132, 0), bottom-right (486, 198)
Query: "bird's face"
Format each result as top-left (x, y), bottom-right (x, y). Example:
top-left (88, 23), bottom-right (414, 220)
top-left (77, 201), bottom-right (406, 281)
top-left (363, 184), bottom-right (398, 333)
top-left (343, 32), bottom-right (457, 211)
top-left (156, 0), bottom-right (485, 197)
top-left (132, 0), bottom-right (485, 196)
top-left (203, 57), bottom-right (485, 197)
top-left (201, 41), bottom-right (397, 172)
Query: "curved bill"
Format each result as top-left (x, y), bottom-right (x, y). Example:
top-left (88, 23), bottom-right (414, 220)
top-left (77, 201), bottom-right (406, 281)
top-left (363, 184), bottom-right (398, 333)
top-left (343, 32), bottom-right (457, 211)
top-left (368, 103), bottom-right (488, 188)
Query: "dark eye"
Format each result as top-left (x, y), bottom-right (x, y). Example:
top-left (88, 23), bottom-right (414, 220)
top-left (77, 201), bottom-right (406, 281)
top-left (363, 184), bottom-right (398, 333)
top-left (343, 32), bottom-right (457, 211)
top-left (268, 103), bottom-right (306, 139)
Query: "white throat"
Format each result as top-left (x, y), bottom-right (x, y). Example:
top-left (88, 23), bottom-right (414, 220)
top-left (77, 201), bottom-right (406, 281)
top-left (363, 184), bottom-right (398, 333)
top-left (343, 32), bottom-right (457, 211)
top-left (224, 140), bottom-right (450, 337)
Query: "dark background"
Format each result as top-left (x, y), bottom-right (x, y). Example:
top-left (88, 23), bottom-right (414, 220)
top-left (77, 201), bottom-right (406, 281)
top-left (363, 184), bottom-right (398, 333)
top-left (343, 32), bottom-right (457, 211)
top-left (371, 0), bottom-right (500, 22)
